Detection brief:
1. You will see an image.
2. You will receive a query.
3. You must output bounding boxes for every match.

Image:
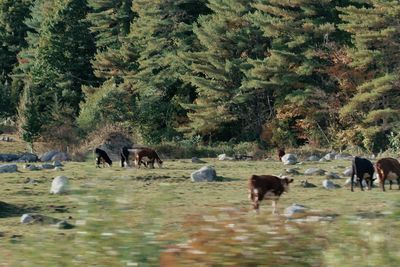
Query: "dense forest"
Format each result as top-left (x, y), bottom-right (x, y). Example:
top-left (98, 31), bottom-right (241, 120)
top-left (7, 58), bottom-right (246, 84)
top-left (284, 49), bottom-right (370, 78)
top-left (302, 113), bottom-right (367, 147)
top-left (0, 0), bottom-right (399, 153)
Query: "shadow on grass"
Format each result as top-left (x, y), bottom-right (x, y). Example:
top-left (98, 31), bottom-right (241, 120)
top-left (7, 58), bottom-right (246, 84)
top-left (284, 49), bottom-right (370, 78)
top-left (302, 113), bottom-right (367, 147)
top-left (0, 201), bottom-right (40, 219)
top-left (215, 176), bottom-right (240, 182)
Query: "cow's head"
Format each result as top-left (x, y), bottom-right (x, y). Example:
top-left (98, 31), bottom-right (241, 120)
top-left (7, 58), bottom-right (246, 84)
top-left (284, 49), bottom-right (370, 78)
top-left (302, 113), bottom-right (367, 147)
top-left (280, 177), bottom-right (294, 192)
top-left (157, 159), bottom-right (163, 168)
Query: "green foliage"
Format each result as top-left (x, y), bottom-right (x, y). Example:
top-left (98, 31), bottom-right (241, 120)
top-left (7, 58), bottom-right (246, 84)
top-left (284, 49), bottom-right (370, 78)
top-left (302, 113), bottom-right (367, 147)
top-left (78, 80), bottom-right (134, 132)
top-left (17, 85), bottom-right (41, 148)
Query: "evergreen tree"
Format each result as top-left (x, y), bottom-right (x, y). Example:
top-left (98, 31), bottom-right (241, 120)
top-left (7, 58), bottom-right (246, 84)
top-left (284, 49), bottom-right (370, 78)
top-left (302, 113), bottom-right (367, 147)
top-left (121, 0), bottom-right (209, 143)
top-left (17, 84), bottom-right (41, 151)
top-left (86, 0), bottom-right (134, 80)
top-left (0, 0), bottom-right (33, 117)
top-left (339, 0), bottom-right (400, 152)
top-left (181, 0), bottom-right (268, 142)
top-left (18, 0), bottom-right (96, 125)
top-left (245, 0), bottom-right (349, 146)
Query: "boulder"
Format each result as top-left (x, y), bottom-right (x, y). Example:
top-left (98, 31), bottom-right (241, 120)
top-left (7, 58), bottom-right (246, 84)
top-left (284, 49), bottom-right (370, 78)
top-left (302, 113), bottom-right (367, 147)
top-left (218, 154), bottom-right (234, 161)
top-left (0, 154), bottom-right (20, 162)
top-left (304, 168), bottom-right (326, 176)
top-left (324, 152), bottom-right (336, 161)
top-left (17, 153), bottom-right (38, 163)
top-left (319, 158), bottom-right (327, 162)
top-left (191, 166), bottom-right (217, 182)
top-left (191, 157), bottom-right (206, 164)
top-left (299, 180), bottom-right (317, 188)
top-left (335, 153), bottom-right (352, 160)
top-left (50, 176), bottom-right (69, 194)
top-left (284, 204), bottom-right (308, 218)
top-left (40, 151), bottom-right (69, 162)
top-left (322, 179), bottom-right (338, 189)
top-left (281, 154), bottom-right (297, 165)
top-left (307, 155), bottom-right (320, 161)
top-left (343, 167), bottom-right (352, 177)
top-left (0, 164), bottom-right (17, 173)
top-left (20, 214), bottom-right (35, 224)
top-left (53, 160), bottom-right (63, 167)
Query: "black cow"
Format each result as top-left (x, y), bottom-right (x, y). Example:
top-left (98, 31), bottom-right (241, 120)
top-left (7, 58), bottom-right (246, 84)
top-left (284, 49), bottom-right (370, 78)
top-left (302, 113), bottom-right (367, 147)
top-left (351, 156), bottom-right (374, 192)
top-left (95, 148), bottom-right (112, 168)
top-left (120, 146), bottom-right (131, 167)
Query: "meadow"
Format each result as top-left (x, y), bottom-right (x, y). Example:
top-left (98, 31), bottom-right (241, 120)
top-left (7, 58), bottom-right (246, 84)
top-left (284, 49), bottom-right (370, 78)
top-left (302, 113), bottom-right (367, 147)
top-left (1, 153), bottom-right (400, 266)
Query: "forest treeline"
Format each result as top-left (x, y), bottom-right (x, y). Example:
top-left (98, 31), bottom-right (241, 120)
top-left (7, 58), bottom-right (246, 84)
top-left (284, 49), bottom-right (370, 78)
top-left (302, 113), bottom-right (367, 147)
top-left (0, 0), bottom-right (399, 153)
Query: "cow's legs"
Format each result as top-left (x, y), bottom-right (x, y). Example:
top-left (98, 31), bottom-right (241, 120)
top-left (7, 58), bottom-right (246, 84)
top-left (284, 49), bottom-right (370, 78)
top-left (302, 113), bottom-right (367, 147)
top-left (389, 180), bottom-right (393, 190)
top-left (398, 178), bottom-right (400, 190)
top-left (272, 200), bottom-right (278, 214)
top-left (359, 178), bottom-right (364, 191)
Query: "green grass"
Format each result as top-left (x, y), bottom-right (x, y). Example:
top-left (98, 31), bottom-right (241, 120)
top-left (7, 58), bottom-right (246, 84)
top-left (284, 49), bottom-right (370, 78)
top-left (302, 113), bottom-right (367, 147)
top-left (1, 155), bottom-right (400, 266)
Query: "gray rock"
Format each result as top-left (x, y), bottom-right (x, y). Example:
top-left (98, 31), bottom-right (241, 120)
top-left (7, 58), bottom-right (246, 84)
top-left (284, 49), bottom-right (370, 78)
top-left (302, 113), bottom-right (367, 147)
top-left (281, 154), bottom-right (298, 165)
top-left (0, 164), bottom-right (17, 173)
top-left (304, 168), bottom-right (326, 176)
top-left (322, 179), bottom-right (338, 189)
top-left (18, 153), bottom-right (38, 163)
top-left (20, 214), bottom-right (35, 224)
top-left (50, 176), bottom-right (69, 194)
top-left (284, 204), bottom-right (308, 218)
top-left (299, 180), bottom-right (317, 188)
top-left (191, 157), bottom-right (206, 164)
top-left (41, 164), bottom-right (55, 169)
top-left (325, 172), bottom-right (341, 179)
top-left (54, 166), bottom-right (63, 171)
top-left (343, 167), bottom-right (352, 177)
top-left (0, 154), bottom-right (20, 162)
top-left (191, 166), bottom-right (217, 182)
top-left (307, 155), bottom-right (320, 161)
top-left (218, 154), bottom-right (234, 161)
top-left (335, 153), bottom-right (353, 160)
top-left (40, 151), bottom-right (69, 162)
top-left (324, 152), bottom-right (337, 161)
top-left (53, 160), bottom-right (63, 167)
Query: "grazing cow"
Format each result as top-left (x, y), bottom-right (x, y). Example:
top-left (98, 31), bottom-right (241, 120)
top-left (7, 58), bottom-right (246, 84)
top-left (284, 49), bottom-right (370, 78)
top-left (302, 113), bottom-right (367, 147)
top-left (135, 148), bottom-right (163, 169)
top-left (120, 146), bottom-right (132, 167)
top-left (95, 148), bottom-right (112, 168)
top-left (351, 156), bottom-right (375, 192)
top-left (248, 175), bottom-right (293, 214)
top-left (375, 157), bottom-right (400, 191)
top-left (278, 148), bottom-right (285, 161)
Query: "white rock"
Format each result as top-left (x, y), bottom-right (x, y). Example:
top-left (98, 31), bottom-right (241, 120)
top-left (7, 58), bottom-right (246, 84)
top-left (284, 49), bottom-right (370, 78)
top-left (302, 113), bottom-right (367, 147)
top-left (50, 176), bottom-right (69, 194)
top-left (20, 214), bottom-right (34, 224)
top-left (322, 179), bottom-right (337, 189)
top-left (307, 155), bottom-right (320, 161)
top-left (324, 152), bottom-right (336, 161)
top-left (343, 167), bottom-right (352, 177)
top-left (304, 168), bottom-right (325, 175)
top-left (284, 204), bottom-right (308, 218)
top-left (218, 154), bottom-right (234, 161)
top-left (281, 154), bottom-right (298, 165)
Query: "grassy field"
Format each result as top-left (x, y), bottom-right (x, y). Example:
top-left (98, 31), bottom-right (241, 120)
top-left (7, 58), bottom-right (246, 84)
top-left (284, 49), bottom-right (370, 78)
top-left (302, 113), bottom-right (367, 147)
top-left (1, 149), bottom-right (400, 266)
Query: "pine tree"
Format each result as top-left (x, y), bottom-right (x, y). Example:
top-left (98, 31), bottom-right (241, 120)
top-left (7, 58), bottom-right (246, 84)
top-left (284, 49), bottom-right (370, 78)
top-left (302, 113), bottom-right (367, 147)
top-left (339, 0), bottom-right (400, 152)
top-left (0, 0), bottom-right (33, 117)
top-left (180, 0), bottom-right (268, 142)
top-left (86, 0), bottom-right (134, 80)
top-left (17, 84), bottom-right (41, 151)
top-left (246, 0), bottom-right (349, 146)
top-left (18, 0), bottom-right (96, 125)
top-left (121, 0), bottom-right (209, 143)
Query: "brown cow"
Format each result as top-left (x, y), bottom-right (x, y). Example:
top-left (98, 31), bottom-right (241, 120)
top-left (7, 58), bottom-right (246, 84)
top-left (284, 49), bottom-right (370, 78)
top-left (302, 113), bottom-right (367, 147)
top-left (134, 148), bottom-right (163, 169)
top-left (248, 175), bottom-right (293, 214)
top-left (375, 157), bottom-right (400, 191)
